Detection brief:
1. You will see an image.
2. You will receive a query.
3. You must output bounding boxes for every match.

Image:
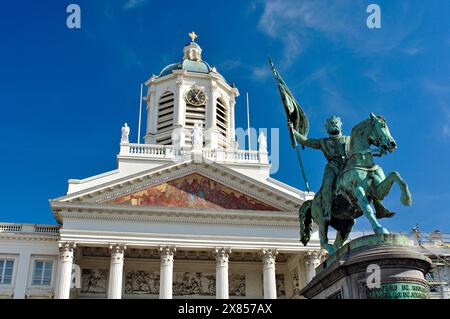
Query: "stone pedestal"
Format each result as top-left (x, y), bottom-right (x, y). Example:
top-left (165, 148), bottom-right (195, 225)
top-left (300, 234), bottom-right (432, 299)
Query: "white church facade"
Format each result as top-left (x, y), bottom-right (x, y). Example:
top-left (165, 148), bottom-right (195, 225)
top-left (0, 34), bottom-right (323, 299)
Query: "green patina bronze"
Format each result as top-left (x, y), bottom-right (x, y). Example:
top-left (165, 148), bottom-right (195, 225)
top-left (314, 233), bottom-right (414, 275)
top-left (366, 282), bottom-right (428, 299)
top-left (270, 61), bottom-right (412, 255)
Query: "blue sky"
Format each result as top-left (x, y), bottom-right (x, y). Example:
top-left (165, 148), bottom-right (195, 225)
top-left (0, 0), bottom-right (449, 233)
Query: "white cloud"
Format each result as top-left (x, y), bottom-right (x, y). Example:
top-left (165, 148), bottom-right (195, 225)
top-left (123, 0), bottom-right (150, 10)
top-left (403, 47), bottom-right (423, 56)
top-left (257, 0), bottom-right (361, 66)
top-left (423, 79), bottom-right (450, 94)
top-left (422, 79), bottom-right (450, 139)
top-left (296, 63), bottom-right (354, 118)
top-left (218, 59), bottom-right (243, 72)
top-left (443, 123), bottom-right (450, 137)
top-left (256, 0), bottom-right (425, 66)
top-left (218, 59), bottom-right (271, 81)
top-left (364, 67), bottom-right (408, 93)
top-left (442, 109), bottom-right (450, 138)
top-left (251, 65), bottom-right (271, 81)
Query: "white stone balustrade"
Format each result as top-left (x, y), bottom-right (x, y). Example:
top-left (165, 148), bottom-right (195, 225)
top-left (0, 223), bottom-right (59, 235)
top-left (121, 143), bottom-right (177, 158)
top-left (119, 143), bottom-right (269, 165)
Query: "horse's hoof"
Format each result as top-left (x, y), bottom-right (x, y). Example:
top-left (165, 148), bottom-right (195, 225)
top-left (401, 192), bottom-right (412, 206)
top-left (375, 226), bottom-right (389, 235)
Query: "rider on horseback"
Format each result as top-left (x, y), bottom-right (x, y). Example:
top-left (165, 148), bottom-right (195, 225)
top-left (290, 116), bottom-right (350, 222)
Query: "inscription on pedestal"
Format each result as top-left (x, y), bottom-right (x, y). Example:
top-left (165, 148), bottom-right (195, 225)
top-left (366, 282), bottom-right (428, 299)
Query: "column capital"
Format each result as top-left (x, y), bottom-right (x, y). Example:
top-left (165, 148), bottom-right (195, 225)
top-left (261, 249), bottom-right (278, 267)
top-left (58, 242), bottom-right (76, 262)
top-left (160, 246), bottom-right (176, 266)
top-left (110, 244), bottom-right (126, 263)
top-left (214, 248), bottom-right (231, 266)
top-left (305, 250), bottom-right (322, 266)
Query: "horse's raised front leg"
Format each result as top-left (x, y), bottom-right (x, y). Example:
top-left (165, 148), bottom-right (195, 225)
top-left (354, 186), bottom-right (388, 234)
top-left (374, 171), bottom-right (412, 206)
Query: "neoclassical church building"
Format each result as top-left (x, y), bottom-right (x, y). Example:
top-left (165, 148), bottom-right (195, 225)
top-left (0, 33), bottom-right (322, 299)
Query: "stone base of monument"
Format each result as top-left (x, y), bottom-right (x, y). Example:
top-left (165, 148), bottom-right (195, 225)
top-left (300, 234), bottom-right (432, 299)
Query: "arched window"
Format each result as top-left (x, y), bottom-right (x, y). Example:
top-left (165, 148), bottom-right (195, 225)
top-left (216, 98), bottom-right (228, 147)
top-left (156, 91), bottom-right (174, 145)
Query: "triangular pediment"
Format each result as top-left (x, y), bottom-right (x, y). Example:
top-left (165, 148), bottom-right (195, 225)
top-left (105, 173), bottom-right (280, 211)
top-left (51, 161), bottom-right (305, 219)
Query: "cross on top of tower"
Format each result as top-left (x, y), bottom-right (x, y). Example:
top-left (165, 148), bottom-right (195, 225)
top-left (189, 31), bottom-right (198, 42)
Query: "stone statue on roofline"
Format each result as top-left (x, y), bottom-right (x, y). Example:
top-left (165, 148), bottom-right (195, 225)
top-left (121, 123), bottom-right (130, 143)
top-left (192, 121), bottom-right (203, 151)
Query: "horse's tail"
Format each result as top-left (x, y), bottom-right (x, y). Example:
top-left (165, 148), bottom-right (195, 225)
top-left (299, 200), bottom-right (313, 246)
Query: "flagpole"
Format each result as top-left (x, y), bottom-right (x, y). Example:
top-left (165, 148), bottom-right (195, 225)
top-left (246, 92), bottom-right (251, 151)
top-left (137, 83), bottom-right (143, 144)
top-left (292, 134), bottom-right (310, 193)
top-left (269, 56), bottom-right (311, 193)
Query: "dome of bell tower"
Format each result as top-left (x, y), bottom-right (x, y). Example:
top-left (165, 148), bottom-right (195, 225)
top-left (144, 32), bottom-right (240, 151)
top-left (159, 32), bottom-right (212, 77)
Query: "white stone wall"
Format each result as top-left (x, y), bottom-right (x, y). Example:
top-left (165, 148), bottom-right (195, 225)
top-left (0, 236), bottom-right (59, 299)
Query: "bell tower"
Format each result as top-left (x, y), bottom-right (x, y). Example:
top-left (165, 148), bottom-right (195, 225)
top-left (144, 32), bottom-right (239, 150)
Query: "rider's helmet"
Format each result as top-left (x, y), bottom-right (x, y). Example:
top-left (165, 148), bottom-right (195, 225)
top-left (325, 116), bottom-right (342, 137)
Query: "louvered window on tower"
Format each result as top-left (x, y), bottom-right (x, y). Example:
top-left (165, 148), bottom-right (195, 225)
top-left (156, 91), bottom-right (174, 145)
top-left (185, 102), bottom-right (206, 145)
top-left (216, 98), bottom-right (228, 147)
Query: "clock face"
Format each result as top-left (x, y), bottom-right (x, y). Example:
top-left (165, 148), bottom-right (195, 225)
top-left (185, 88), bottom-right (207, 106)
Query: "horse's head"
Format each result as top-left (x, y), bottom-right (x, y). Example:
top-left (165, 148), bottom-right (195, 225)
top-left (369, 113), bottom-right (397, 154)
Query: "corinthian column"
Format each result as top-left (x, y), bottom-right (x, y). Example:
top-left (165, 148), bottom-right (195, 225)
top-left (108, 244), bottom-right (126, 299)
top-left (305, 251), bottom-right (321, 285)
top-left (215, 248), bottom-right (231, 299)
top-left (261, 249), bottom-right (278, 299)
top-left (159, 246), bottom-right (176, 299)
top-left (55, 242), bottom-right (76, 299)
